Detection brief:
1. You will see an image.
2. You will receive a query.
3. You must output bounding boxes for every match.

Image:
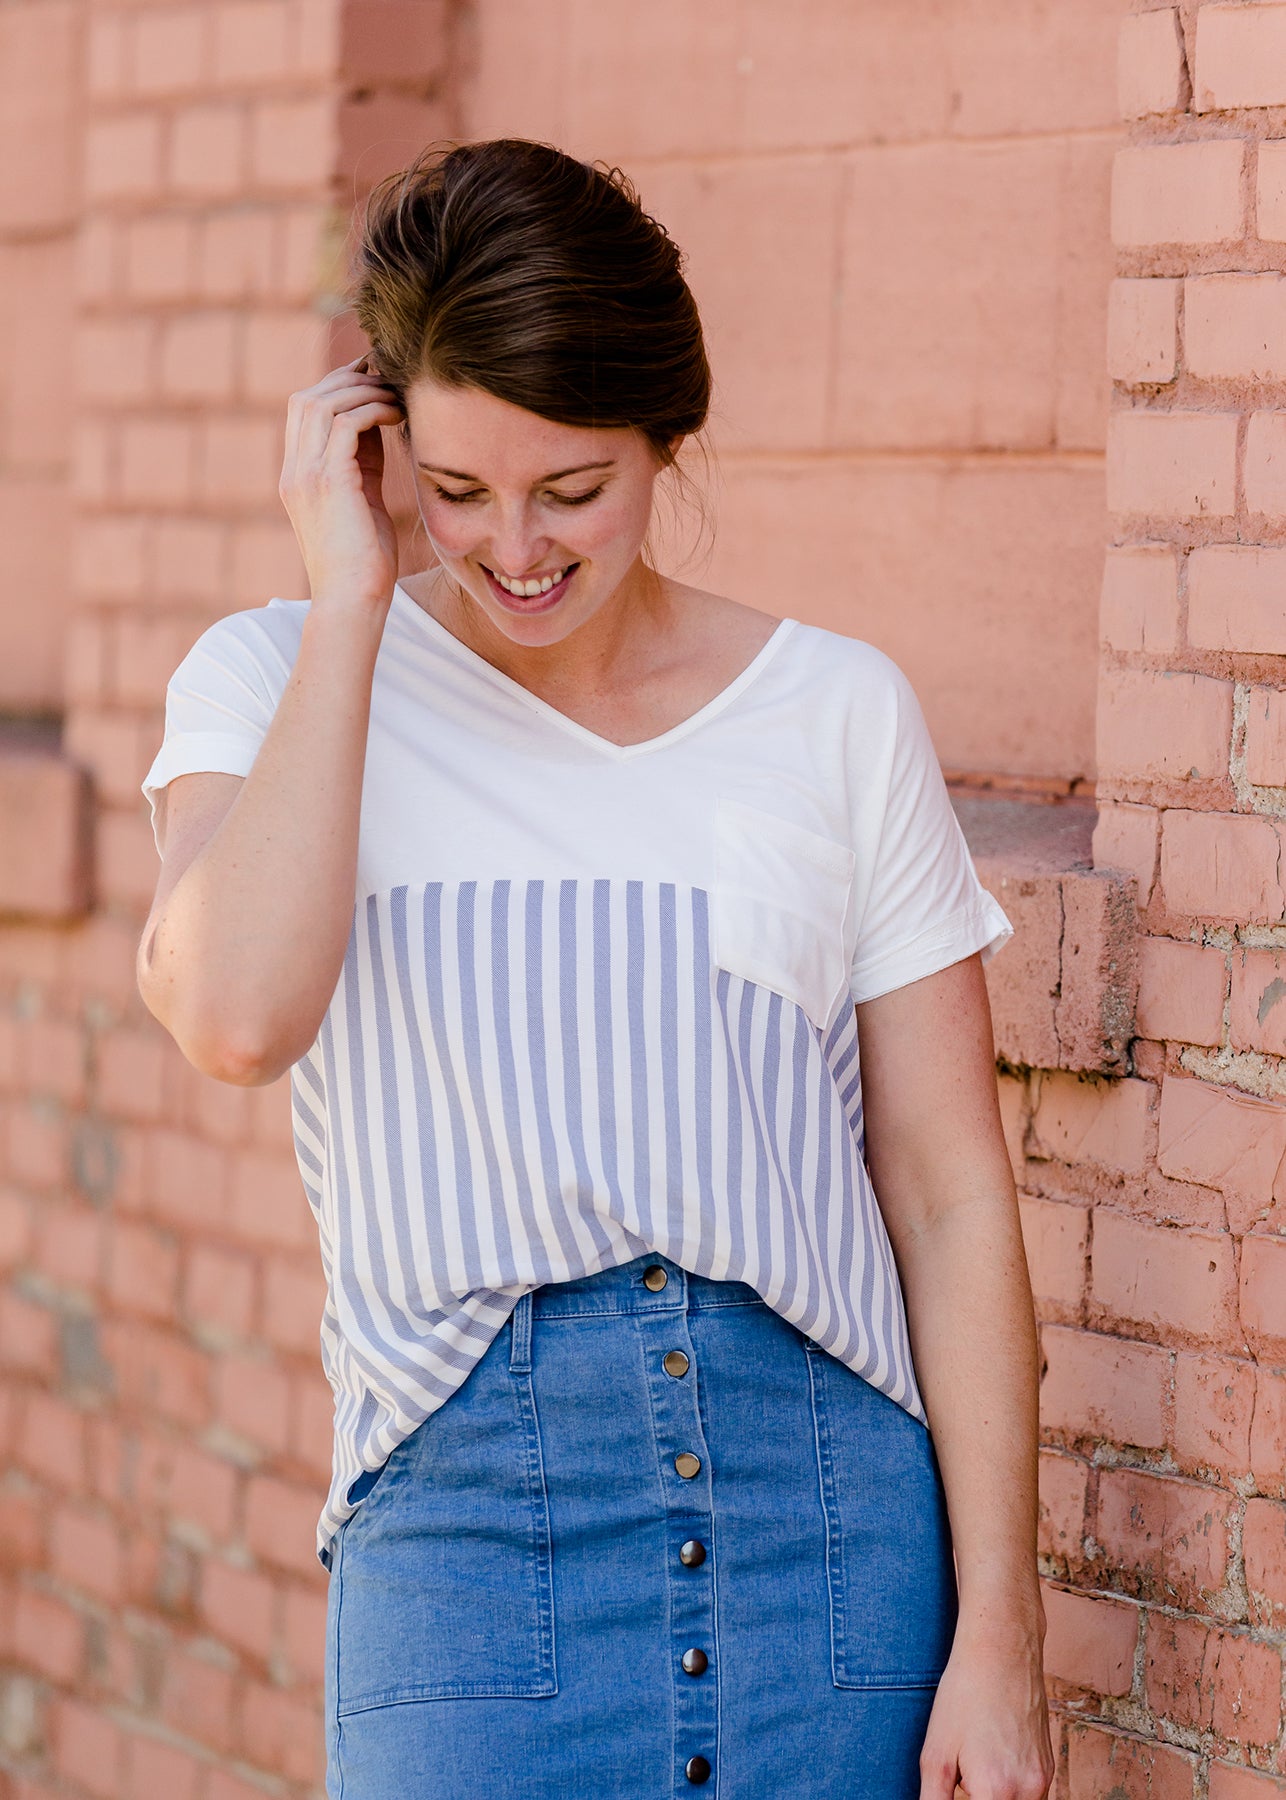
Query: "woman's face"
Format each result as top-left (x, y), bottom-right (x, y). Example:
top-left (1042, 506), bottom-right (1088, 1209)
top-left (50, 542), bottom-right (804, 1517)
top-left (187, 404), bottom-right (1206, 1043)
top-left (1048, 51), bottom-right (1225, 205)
top-left (403, 377), bottom-right (667, 648)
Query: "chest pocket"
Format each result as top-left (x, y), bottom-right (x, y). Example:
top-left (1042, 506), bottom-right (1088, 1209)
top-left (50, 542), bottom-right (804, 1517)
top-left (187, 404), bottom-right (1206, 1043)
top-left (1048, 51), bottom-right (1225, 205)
top-left (712, 797), bottom-right (856, 1031)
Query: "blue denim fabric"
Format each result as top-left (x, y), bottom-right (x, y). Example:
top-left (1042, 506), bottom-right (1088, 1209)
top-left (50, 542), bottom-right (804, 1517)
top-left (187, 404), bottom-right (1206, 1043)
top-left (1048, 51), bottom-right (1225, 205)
top-left (325, 1253), bottom-right (957, 1798)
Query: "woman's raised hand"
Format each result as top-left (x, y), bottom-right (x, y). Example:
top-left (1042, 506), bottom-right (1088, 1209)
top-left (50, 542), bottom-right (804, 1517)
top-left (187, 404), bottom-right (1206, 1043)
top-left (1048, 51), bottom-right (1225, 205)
top-left (278, 355), bottom-right (406, 612)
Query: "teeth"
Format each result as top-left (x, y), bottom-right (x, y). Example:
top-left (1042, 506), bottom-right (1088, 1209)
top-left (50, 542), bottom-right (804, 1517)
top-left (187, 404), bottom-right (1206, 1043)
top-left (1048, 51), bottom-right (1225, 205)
top-left (494, 566), bottom-right (567, 597)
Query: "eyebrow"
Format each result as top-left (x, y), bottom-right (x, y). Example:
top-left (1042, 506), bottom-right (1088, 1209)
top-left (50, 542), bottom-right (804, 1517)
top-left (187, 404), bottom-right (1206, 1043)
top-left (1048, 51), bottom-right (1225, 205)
top-left (416, 460), bottom-right (616, 483)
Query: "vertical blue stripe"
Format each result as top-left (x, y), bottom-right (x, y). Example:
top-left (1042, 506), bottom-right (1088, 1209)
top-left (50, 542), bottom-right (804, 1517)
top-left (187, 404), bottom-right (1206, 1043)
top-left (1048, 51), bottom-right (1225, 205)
top-left (421, 884), bottom-right (482, 1277)
top-left (624, 880), bottom-right (653, 1239)
top-left (557, 880), bottom-right (613, 1261)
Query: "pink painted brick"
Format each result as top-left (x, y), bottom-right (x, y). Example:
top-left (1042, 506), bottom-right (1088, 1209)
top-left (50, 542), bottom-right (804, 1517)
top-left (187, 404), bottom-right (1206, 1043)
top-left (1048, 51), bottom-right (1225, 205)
top-left (1245, 689), bottom-right (1286, 786)
top-left (1040, 1325), bottom-right (1170, 1449)
top-left (1119, 8), bottom-right (1188, 119)
top-left (1097, 668), bottom-right (1232, 784)
top-left (1172, 1352), bottom-right (1256, 1479)
top-left (1232, 948), bottom-right (1286, 1056)
top-left (1090, 1209), bottom-right (1238, 1347)
top-left (1042, 1585), bottom-right (1139, 1695)
top-left (1099, 545), bottom-right (1180, 654)
top-left (1186, 275), bottom-right (1286, 380)
top-left (1137, 937), bottom-right (1227, 1048)
top-left (1257, 139), bottom-right (1286, 243)
top-left (249, 96), bottom-right (335, 190)
top-left (1029, 1073), bottom-right (1154, 1174)
top-left (160, 312), bottom-right (239, 402)
top-left (1241, 1233), bottom-right (1286, 1359)
top-left (1158, 1074), bottom-right (1286, 1229)
top-left (1038, 1450), bottom-right (1089, 1563)
top-left (1244, 412), bottom-right (1286, 517)
top-left (1159, 810), bottom-right (1286, 925)
top-left (1112, 141), bottom-right (1245, 248)
top-left (84, 113), bottom-right (163, 202)
top-left (1106, 411), bottom-right (1238, 520)
top-left (1068, 1726), bottom-right (1196, 1800)
top-left (168, 103), bottom-right (245, 198)
top-left (1195, 3), bottom-right (1286, 111)
top-left (131, 5), bottom-right (210, 95)
top-left (212, 0), bottom-right (294, 85)
top-left (1093, 801), bottom-right (1160, 904)
top-left (1094, 1467), bottom-right (1231, 1606)
top-left (1190, 544), bottom-right (1286, 645)
top-left (1108, 279), bottom-right (1180, 384)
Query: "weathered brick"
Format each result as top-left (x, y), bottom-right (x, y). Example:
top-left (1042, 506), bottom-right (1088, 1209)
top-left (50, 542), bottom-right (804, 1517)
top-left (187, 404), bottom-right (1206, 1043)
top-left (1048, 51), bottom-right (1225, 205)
top-left (244, 1473), bottom-right (324, 1577)
top-left (1243, 1497), bottom-right (1286, 1630)
top-left (1106, 411), bottom-right (1238, 520)
top-left (1195, 3), bottom-right (1286, 112)
top-left (1119, 9), bottom-right (1188, 119)
top-left (1019, 1195), bottom-right (1088, 1312)
top-left (1257, 139), bottom-right (1286, 243)
top-left (51, 1694), bottom-right (122, 1799)
top-left (1109, 279), bottom-right (1179, 384)
top-left (1159, 811), bottom-right (1286, 926)
top-left (1091, 1210), bottom-right (1238, 1348)
top-left (1038, 1450), bottom-right (1089, 1564)
top-left (1099, 544), bottom-right (1179, 654)
top-left (1244, 689), bottom-right (1286, 787)
top-left (1209, 1765), bottom-right (1286, 1800)
top-left (1172, 1353), bottom-right (1256, 1480)
top-left (1094, 1468), bottom-right (1231, 1607)
top-left (1232, 947), bottom-right (1286, 1057)
top-left (1093, 801), bottom-right (1160, 903)
top-left (1147, 1614), bottom-right (1281, 1744)
top-left (1112, 141), bottom-right (1245, 248)
top-left (1043, 1585), bottom-right (1138, 1695)
top-left (1097, 668), bottom-right (1232, 785)
top-left (1067, 1726), bottom-right (1196, 1800)
top-left (1244, 412), bottom-right (1286, 519)
top-left (1240, 1233), bottom-right (1286, 1360)
top-left (1030, 1073), bottom-right (1154, 1174)
top-left (1158, 1074), bottom-right (1286, 1229)
top-left (1137, 937), bottom-right (1227, 1048)
top-left (1040, 1326), bottom-right (1170, 1449)
top-left (201, 1557), bottom-right (277, 1661)
top-left (1186, 274), bottom-right (1286, 381)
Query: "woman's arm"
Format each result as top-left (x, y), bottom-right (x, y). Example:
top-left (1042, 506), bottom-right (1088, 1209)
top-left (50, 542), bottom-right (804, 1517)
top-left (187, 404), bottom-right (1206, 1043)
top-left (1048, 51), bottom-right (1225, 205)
top-left (856, 952), bottom-right (1054, 1800)
top-left (136, 359), bottom-right (404, 1085)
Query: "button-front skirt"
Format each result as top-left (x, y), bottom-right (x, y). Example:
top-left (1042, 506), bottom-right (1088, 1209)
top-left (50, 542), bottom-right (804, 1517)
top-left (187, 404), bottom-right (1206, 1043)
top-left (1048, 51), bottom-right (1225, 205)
top-left (324, 1253), bottom-right (958, 1799)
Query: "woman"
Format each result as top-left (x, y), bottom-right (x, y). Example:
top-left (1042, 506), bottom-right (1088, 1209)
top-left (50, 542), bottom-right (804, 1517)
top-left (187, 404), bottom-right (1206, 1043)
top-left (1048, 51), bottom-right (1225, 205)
top-left (138, 139), bottom-right (1053, 1800)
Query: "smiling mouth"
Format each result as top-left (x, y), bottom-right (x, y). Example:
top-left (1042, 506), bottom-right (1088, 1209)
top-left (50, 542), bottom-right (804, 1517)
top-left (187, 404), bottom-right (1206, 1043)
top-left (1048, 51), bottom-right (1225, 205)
top-left (481, 562), bottom-right (579, 612)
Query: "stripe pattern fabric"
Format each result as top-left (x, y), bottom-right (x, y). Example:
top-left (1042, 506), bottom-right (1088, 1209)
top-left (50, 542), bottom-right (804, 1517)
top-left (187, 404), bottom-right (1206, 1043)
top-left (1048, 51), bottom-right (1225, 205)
top-left (294, 877), bottom-right (925, 1563)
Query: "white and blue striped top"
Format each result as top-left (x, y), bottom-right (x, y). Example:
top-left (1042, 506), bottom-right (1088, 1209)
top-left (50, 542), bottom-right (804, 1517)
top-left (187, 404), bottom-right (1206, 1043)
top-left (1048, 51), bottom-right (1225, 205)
top-left (142, 582), bottom-right (1012, 1562)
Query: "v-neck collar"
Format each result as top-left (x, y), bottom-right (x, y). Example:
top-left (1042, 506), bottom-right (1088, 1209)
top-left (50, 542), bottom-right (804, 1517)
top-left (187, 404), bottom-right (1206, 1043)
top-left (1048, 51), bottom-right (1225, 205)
top-left (389, 581), bottom-right (798, 762)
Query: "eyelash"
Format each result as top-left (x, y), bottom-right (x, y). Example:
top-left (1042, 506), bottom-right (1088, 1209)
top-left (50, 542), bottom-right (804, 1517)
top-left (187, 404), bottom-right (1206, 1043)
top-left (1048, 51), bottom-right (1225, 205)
top-left (432, 484), bottom-right (606, 508)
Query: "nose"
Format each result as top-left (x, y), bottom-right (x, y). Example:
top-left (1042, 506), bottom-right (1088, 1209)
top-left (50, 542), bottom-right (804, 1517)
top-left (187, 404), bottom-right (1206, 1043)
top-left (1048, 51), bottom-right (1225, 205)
top-left (484, 502), bottom-right (553, 579)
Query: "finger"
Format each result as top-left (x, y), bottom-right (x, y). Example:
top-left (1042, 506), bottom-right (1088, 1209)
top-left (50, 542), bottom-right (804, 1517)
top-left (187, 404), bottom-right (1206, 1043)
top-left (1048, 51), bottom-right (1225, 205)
top-left (295, 386), bottom-right (403, 467)
top-left (918, 1747), bottom-right (961, 1800)
top-left (324, 401), bottom-right (406, 453)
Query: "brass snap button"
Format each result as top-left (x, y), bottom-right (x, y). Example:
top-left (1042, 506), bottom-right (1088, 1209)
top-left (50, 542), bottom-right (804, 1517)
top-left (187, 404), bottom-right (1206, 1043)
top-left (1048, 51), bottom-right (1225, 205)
top-left (674, 1452), bottom-right (701, 1479)
top-left (685, 1755), bottom-right (711, 1785)
top-left (643, 1265), bottom-right (668, 1292)
top-left (663, 1349), bottom-right (689, 1378)
top-left (679, 1539), bottom-right (706, 1568)
top-left (682, 1647), bottom-right (709, 1676)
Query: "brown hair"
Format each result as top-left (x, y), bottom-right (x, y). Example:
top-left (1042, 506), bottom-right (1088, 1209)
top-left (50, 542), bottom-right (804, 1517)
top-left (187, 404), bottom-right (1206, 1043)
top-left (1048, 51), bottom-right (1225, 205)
top-left (351, 138), bottom-right (711, 466)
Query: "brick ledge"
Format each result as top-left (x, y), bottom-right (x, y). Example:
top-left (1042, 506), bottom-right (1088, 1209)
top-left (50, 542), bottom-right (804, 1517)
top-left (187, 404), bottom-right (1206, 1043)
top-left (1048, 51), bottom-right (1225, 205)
top-left (953, 795), bottom-right (1138, 1076)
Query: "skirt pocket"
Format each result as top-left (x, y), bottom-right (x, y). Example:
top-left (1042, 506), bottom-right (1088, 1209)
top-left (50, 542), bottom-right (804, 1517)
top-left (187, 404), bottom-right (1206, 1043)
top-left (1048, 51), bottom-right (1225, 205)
top-left (805, 1342), bottom-right (957, 1690)
top-left (332, 1331), bottom-right (557, 1712)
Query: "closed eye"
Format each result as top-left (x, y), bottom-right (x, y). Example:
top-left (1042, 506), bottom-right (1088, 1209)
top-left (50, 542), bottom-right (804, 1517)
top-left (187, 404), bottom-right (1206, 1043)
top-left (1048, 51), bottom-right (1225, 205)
top-left (548, 484), bottom-right (605, 507)
top-left (433, 485), bottom-right (486, 505)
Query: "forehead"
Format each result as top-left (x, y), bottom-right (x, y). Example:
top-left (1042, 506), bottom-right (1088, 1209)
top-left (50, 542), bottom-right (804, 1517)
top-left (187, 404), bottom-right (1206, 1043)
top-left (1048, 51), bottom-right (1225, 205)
top-left (404, 378), bottom-right (640, 480)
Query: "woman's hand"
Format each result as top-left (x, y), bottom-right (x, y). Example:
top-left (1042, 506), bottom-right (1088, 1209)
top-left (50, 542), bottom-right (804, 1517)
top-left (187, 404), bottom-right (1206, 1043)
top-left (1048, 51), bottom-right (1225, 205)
top-left (918, 1620), bottom-right (1054, 1800)
top-left (278, 355), bottom-right (406, 611)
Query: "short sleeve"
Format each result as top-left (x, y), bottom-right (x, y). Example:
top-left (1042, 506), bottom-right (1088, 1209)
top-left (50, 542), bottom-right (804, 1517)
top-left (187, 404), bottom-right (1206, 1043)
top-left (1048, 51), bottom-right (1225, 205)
top-left (849, 661), bottom-right (1012, 1005)
top-left (140, 605), bottom-right (302, 854)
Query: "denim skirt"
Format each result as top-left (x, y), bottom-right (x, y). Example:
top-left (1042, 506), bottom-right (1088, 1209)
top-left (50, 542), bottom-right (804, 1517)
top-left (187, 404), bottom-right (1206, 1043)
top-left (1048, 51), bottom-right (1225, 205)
top-left (324, 1253), bottom-right (957, 1798)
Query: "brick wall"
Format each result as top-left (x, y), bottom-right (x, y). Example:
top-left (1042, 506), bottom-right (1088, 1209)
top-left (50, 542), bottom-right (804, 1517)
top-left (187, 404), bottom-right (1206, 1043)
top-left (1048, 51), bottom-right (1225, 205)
top-left (1011, 5), bottom-right (1286, 1793)
top-left (464, 0), bottom-right (1127, 790)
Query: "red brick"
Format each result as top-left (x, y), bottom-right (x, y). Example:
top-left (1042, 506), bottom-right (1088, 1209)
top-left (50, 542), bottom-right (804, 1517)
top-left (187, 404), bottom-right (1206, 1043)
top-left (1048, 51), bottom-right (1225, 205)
top-left (1147, 1614), bottom-right (1282, 1744)
top-left (277, 202), bottom-right (331, 300)
top-left (76, 319), bottom-right (154, 403)
top-left (73, 514), bottom-right (146, 600)
top-left (1092, 1210), bottom-right (1239, 1348)
top-left (119, 418), bottom-right (195, 508)
top-left (244, 1473), bottom-right (324, 1577)
top-left (168, 103), bottom-right (246, 197)
top-left (249, 95), bottom-right (335, 189)
top-left (1112, 141), bottom-right (1245, 248)
top-left (1042, 1585), bottom-right (1138, 1695)
top-left (23, 1017), bottom-right (83, 1106)
top-left (1038, 1451), bottom-right (1089, 1564)
top-left (1195, 4), bottom-right (1286, 111)
top-left (1244, 689), bottom-right (1286, 787)
top-left (1, 1289), bottom-right (60, 1381)
top-left (51, 1695), bottom-right (122, 1799)
top-left (1241, 1234), bottom-right (1286, 1360)
top-left (229, 519), bottom-right (306, 605)
top-left (213, 0), bottom-right (294, 84)
top-left (201, 1557), bottom-right (277, 1660)
top-left (1187, 275), bottom-right (1286, 382)
top-left (1108, 279), bottom-right (1180, 384)
top-left (261, 1254), bottom-right (322, 1354)
top-left (159, 1644), bottom-right (236, 1754)
top-left (0, 1186), bottom-right (33, 1268)
top-left (160, 311), bottom-right (239, 401)
top-left (1173, 1354), bottom-right (1257, 1480)
top-left (207, 1769), bottom-right (286, 1800)
top-left (227, 1147), bottom-right (314, 1249)
top-left (162, 1440), bottom-right (240, 1544)
top-left (50, 1505), bottom-right (125, 1606)
top-left (1243, 1497), bottom-right (1286, 1630)
top-left (33, 1200), bottom-right (103, 1295)
top-left (240, 1678), bottom-right (324, 1783)
top-left (1019, 1196), bottom-right (1088, 1313)
top-left (86, 15), bottom-right (128, 100)
top-left (1258, 139), bottom-right (1286, 244)
top-left (124, 212), bottom-right (197, 301)
top-left (1160, 813), bottom-right (1286, 926)
top-left (95, 1023), bottom-right (170, 1122)
top-left (1067, 1724), bottom-right (1196, 1800)
top-left (1209, 1767), bottom-right (1286, 1800)
top-left (242, 308), bottom-right (325, 402)
top-left (214, 1351), bottom-right (290, 1453)
top-left (132, 5), bottom-right (211, 95)
top-left (107, 1219), bottom-right (180, 1323)
top-left (199, 416), bottom-right (281, 506)
top-left (1040, 1326), bottom-right (1170, 1449)
top-left (281, 1579), bottom-right (327, 1683)
top-left (340, 0), bottom-right (451, 83)
top-left (1159, 1076), bottom-right (1286, 1230)
top-left (1244, 412), bottom-right (1286, 519)
top-left (1138, 938), bottom-right (1228, 1048)
top-left (1191, 543), bottom-right (1286, 648)
top-left (13, 1586), bottom-right (84, 1683)
top-left (122, 1734), bottom-right (203, 1800)
top-left (1231, 949), bottom-right (1286, 1057)
top-left (1097, 667), bottom-right (1232, 785)
top-left (184, 1243), bottom-right (257, 1344)
top-left (1030, 1073), bottom-right (1154, 1174)
top-left (1118, 8), bottom-right (1188, 119)
top-left (147, 1128), bottom-right (228, 1227)
top-left (1093, 801), bottom-right (1160, 904)
top-left (84, 113), bottom-right (163, 202)
top-left (289, 1368), bottom-right (333, 1478)
top-left (1094, 1468), bottom-right (1230, 1607)
top-left (0, 1480), bottom-right (48, 1570)
top-left (198, 207), bottom-right (276, 300)
top-left (100, 1318), bottom-right (211, 1428)
top-left (1107, 411), bottom-right (1238, 521)
top-left (64, 709), bottom-right (156, 808)
top-left (17, 1390), bottom-right (86, 1490)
